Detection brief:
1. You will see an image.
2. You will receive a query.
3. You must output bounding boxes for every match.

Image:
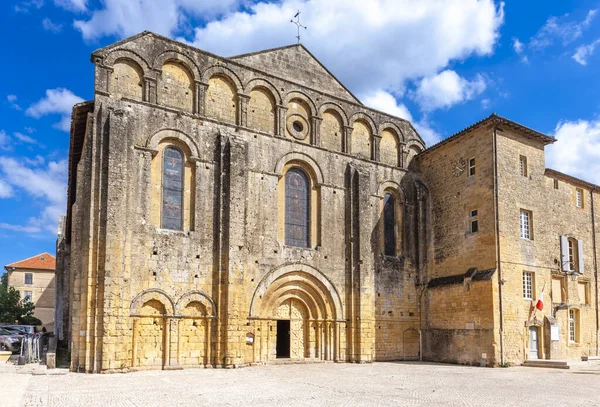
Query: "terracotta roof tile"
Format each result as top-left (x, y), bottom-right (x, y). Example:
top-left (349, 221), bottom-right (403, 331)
top-left (5, 252), bottom-right (56, 271)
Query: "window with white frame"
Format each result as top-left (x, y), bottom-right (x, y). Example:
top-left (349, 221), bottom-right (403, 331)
top-left (24, 273), bottom-right (33, 285)
top-left (468, 158), bottom-right (476, 176)
top-left (569, 309), bottom-right (579, 342)
top-left (576, 188), bottom-right (584, 208)
top-left (568, 238), bottom-right (581, 273)
top-left (519, 155), bottom-right (528, 177)
top-left (523, 272), bottom-right (534, 300)
top-left (24, 291), bottom-right (32, 302)
top-left (520, 210), bottom-right (531, 239)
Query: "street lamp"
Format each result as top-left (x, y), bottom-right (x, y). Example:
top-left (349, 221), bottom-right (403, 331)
top-left (554, 259), bottom-right (580, 281)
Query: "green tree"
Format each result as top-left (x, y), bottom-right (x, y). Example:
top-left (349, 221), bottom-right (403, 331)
top-left (0, 272), bottom-right (7, 289)
top-left (0, 285), bottom-right (37, 325)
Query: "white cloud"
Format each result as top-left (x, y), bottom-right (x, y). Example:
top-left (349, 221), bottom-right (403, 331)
top-left (0, 179), bottom-right (13, 198)
top-left (73, 0), bottom-right (243, 41)
top-left (0, 157), bottom-right (67, 234)
top-left (572, 39), bottom-right (600, 65)
top-left (530, 9), bottom-right (597, 50)
top-left (184, 0), bottom-right (503, 96)
top-left (362, 90), bottom-right (413, 122)
top-left (14, 0), bottom-right (44, 13)
top-left (414, 70), bottom-right (487, 111)
top-left (7, 94), bottom-right (21, 111)
top-left (54, 0), bottom-right (87, 12)
top-left (42, 18), bottom-right (63, 33)
top-left (0, 130), bottom-right (11, 151)
top-left (362, 90), bottom-right (440, 145)
top-left (26, 88), bottom-right (84, 132)
top-left (512, 38), bottom-right (524, 54)
top-left (14, 132), bottom-right (37, 144)
top-left (546, 119), bottom-right (600, 185)
top-left (71, 0), bottom-right (504, 98)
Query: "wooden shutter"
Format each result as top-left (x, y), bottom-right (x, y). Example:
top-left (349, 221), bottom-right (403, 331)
top-left (560, 236), bottom-right (570, 272)
top-left (577, 239), bottom-right (584, 274)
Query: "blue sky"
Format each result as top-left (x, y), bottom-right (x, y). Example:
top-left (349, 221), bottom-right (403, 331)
top-left (1, 0), bottom-right (600, 273)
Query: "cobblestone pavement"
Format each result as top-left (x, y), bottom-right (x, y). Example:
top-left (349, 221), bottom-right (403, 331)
top-left (2, 361), bottom-right (600, 407)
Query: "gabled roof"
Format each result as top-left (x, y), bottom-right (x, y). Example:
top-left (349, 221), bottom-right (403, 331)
top-left (545, 168), bottom-right (600, 191)
top-left (5, 253), bottom-right (56, 271)
top-left (420, 113), bottom-right (556, 156)
top-left (230, 44), bottom-right (361, 104)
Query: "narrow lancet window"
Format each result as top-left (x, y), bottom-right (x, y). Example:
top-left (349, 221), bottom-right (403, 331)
top-left (383, 193), bottom-right (396, 256)
top-left (161, 146), bottom-right (184, 230)
top-left (285, 168), bottom-right (310, 247)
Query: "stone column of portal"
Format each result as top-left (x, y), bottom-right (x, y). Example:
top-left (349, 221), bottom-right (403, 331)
top-left (311, 116), bottom-right (322, 147)
top-left (276, 105), bottom-right (288, 137)
top-left (177, 318), bottom-right (182, 367)
top-left (131, 317), bottom-right (138, 368)
top-left (195, 82), bottom-right (208, 116)
top-left (165, 317), bottom-right (182, 369)
top-left (205, 317), bottom-right (212, 367)
top-left (315, 321), bottom-right (321, 359)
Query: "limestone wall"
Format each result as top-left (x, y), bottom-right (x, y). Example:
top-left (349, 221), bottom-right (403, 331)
top-left (495, 128), bottom-right (599, 364)
top-left (61, 31), bottom-right (426, 372)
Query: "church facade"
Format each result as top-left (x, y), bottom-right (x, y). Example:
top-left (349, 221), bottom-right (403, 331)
top-left (55, 32), bottom-right (599, 372)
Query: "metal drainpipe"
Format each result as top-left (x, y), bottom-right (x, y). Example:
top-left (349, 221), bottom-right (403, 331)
top-left (493, 127), bottom-right (505, 366)
top-left (591, 186), bottom-right (599, 355)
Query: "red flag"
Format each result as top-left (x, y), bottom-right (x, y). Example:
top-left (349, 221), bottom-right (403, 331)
top-left (535, 291), bottom-right (544, 311)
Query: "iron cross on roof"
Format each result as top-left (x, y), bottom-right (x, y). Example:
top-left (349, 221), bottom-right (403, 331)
top-left (290, 10), bottom-right (307, 44)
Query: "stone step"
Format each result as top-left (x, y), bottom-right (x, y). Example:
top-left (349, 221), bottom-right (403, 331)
top-left (522, 360), bottom-right (570, 369)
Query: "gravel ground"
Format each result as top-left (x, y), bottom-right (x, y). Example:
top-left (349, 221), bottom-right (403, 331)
top-left (2, 361), bottom-right (600, 407)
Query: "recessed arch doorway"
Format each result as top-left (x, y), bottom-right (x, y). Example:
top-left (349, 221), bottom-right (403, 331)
top-left (250, 265), bottom-right (343, 362)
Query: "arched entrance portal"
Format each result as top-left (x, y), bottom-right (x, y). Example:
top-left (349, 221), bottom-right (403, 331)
top-left (249, 265), bottom-right (344, 362)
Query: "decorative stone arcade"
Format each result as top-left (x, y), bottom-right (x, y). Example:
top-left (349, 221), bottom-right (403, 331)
top-left (129, 289), bottom-right (217, 370)
top-left (248, 265), bottom-right (345, 362)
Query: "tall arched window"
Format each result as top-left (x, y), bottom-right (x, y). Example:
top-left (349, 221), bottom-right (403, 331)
top-left (161, 146), bottom-right (184, 230)
top-left (285, 168), bottom-right (310, 247)
top-left (383, 193), bottom-right (396, 256)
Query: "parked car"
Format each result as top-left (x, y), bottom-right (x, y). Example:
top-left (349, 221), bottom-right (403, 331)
top-left (1, 326), bottom-right (28, 335)
top-left (0, 327), bottom-right (22, 353)
top-left (0, 325), bottom-right (37, 335)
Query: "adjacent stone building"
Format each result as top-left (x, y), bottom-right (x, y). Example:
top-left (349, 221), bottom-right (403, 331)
top-left (5, 253), bottom-right (56, 331)
top-left (418, 116), bottom-right (600, 366)
top-left (55, 31), bottom-right (599, 372)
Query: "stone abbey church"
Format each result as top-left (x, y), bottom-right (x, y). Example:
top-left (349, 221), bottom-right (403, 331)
top-left (55, 31), bottom-right (600, 373)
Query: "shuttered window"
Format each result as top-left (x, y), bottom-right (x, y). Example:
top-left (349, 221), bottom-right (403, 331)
top-left (161, 147), bottom-right (184, 230)
top-left (578, 282), bottom-right (590, 304)
top-left (285, 168), bottom-right (310, 247)
top-left (561, 236), bottom-right (584, 275)
top-left (552, 277), bottom-right (565, 303)
top-left (519, 155), bottom-right (527, 177)
top-left (576, 188), bottom-right (584, 208)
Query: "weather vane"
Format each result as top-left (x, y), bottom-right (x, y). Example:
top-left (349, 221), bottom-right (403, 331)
top-left (290, 10), bottom-right (307, 44)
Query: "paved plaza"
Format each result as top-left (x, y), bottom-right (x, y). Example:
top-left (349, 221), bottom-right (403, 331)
top-left (2, 361), bottom-right (600, 407)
